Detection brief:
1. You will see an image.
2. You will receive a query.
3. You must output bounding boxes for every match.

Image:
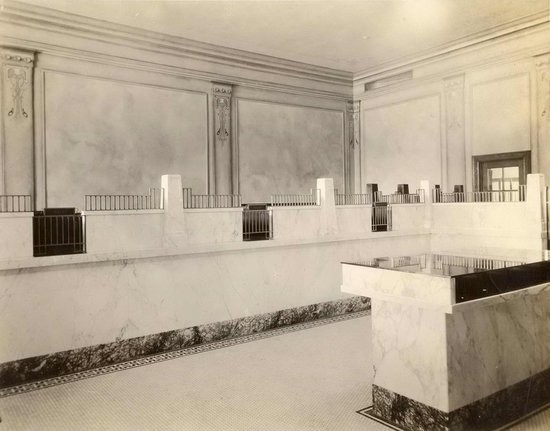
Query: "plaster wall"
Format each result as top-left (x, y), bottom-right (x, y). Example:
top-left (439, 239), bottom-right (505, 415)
top-left (237, 99), bottom-right (344, 203)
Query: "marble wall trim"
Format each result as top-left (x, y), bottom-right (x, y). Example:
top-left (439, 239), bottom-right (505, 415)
top-left (372, 371), bottom-right (550, 431)
top-left (0, 296), bottom-right (370, 391)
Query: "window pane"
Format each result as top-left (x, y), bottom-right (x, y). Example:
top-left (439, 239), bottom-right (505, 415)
top-left (503, 166), bottom-right (519, 178)
top-left (489, 168), bottom-right (503, 179)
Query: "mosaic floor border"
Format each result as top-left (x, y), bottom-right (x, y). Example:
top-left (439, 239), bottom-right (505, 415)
top-left (0, 310), bottom-right (369, 398)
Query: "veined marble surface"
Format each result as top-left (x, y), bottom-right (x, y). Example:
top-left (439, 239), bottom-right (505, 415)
top-left (0, 235), bottom-right (426, 365)
top-left (447, 286), bottom-right (550, 410)
top-left (357, 262), bottom-right (550, 413)
top-left (342, 262), bottom-right (453, 310)
top-left (371, 299), bottom-right (449, 411)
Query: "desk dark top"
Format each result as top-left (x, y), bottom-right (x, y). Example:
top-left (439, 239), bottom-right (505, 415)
top-left (343, 253), bottom-right (550, 303)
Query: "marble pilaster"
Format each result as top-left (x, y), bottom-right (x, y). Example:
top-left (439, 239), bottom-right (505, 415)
top-left (443, 74), bottom-right (465, 191)
top-left (536, 54), bottom-right (550, 193)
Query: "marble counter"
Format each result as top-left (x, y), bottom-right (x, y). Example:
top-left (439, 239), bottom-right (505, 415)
top-left (341, 251), bottom-right (550, 431)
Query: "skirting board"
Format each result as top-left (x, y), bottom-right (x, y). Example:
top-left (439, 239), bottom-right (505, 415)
top-left (0, 296), bottom-right (370, 392)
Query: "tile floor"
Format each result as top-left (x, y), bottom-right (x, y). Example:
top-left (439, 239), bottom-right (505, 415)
top-left (0, 315), bottom-right (548, 430)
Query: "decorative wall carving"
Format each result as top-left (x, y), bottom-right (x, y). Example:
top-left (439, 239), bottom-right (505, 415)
top-left (346, 101), bottom-right (361, 193)
top-left (212, 83), bottom-right (233, 194)
top-left (2, 50), bottom-right (34, 121)
top-left (6, 67), bottom-right (29, 119)
top-left (213, 83), bottom-right (232, 146)
top-left (0, 48), bottom-right (35, 195)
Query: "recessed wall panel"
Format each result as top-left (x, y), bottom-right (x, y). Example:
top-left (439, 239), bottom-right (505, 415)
top-left (364, 95), bottom-right (442, 193)
top-left (44, 72), bottom-right (207, 208)
top-left (471, 74), bottom-right (531, 156)
top-left (237, 100), bottom-right (344, 203)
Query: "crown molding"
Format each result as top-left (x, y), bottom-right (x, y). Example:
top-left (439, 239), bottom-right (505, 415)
top-left (354, 23), bottom-right (550, 99)
top-left (0, 34), bottom-right (352, 102)
top-left (0, 1), bottom-right (352, 91)
top-left (354, 10), bottom-right (549, 82)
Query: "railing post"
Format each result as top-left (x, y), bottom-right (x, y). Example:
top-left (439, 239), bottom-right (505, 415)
top-left (316, 178), bottom-right (337, 236)
top-left (420, 180), bottom-right (431, 231)
top-left (161, 175), bottom-right (185, 245)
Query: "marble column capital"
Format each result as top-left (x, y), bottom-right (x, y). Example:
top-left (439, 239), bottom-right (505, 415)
top-left (212, 82), bottom-right (233, 97)
top-left (0, 48), bottom-right (35, 66)
top-left (534, 53), bottom-right (550, 69)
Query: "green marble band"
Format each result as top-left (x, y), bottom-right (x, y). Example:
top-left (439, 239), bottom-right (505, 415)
top-left (372, 370), bottom-right (550, 431)
top-left (0, 296), bottom-right (370, 390)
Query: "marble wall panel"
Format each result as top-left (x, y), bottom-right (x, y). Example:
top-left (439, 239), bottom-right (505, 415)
top-left (271, 207), bottom-right (323, 241)
top-left (237, 100), bottom-right (344, 203)
top-left (85, 212), bottom-right (164, 254)
top-left (363, 95), bottom-right (442, 193)
top-left (391, 204), bottom-right (426, 232)
top-left (0, 235), bottom-right (427, 364)
top-left (335, 206), bottom-right (372, 236)
top-left (43, 71), bottom-right (208, 208)
top-left (178, 209), bottom-right (242, 245)
top-left (372, 299), bottom-right (449, 411)
top-left (471, 73), bottom-right (531, 156)
top-left (0, 214), bottom-right (33, 259)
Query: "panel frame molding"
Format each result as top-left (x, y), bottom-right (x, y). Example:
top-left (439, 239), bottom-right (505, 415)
top-left (35, 65), bottom-right (210, 208)
top-left (361, 89), bottom-right (446, 191)
top-left (233, 96), bottom-right (346, 199)
top-left (465, 62), bottom-right (537, 192)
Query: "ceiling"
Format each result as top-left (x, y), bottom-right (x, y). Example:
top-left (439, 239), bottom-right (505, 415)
top-left (19, 0), bottom-right (550, 73)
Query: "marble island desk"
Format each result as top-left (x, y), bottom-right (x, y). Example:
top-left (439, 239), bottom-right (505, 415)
top-left (341, 253), bottom-right (550, 431)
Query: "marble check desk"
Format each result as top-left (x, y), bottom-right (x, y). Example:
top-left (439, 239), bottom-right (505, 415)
top-left (341, 253), bottom-right (550, 431)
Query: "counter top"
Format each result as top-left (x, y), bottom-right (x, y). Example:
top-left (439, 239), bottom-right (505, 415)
top-left (342, 251), bottom-right (550, 306)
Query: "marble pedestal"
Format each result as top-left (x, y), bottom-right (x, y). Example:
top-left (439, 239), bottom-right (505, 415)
top-left (342, 253), bottom-right (550, 431)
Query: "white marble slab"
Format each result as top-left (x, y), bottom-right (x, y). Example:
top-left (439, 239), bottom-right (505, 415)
top-left (372, 299), bottom-right (450, 411)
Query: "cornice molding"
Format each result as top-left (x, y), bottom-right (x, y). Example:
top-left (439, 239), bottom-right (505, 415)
top-left (0, 0), bottom-right (352, 89)
top-left (354, 10), bottom-right (549, 82)
top-left (0, 36), bottom-right (351, 101)
top-left (355, 26), bottom-right (550, 100)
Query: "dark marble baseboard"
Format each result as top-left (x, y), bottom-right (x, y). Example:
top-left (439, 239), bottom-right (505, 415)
top-left (0, 296), bottom-right (370, 390)
top-left (372, 368), bottom-right (550, 431)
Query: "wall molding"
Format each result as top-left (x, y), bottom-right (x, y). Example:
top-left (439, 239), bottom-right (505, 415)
top-left (354, 12), bottom-right (549, 82)
top-left (0, 1), bottom-right (352, 100)
top-left (233, 97), bottom-right (346, 197)
top-left (361, 92), bottom-right (445, 190)
top-left (35, 68), bottom-right (210, 208)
